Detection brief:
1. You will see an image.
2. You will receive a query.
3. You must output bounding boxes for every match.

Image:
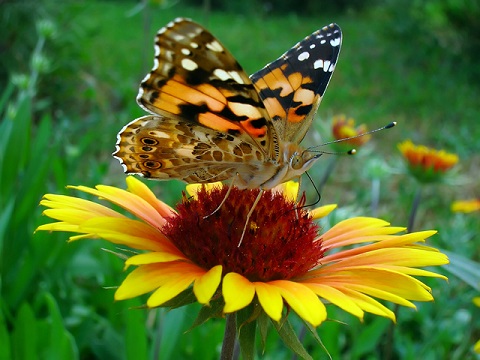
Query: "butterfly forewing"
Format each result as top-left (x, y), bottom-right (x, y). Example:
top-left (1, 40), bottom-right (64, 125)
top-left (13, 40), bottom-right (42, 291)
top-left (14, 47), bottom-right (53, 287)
top-left (251, 23), bottom-right (342, 143)
top-left (137, 18), bottom-right (277, 160)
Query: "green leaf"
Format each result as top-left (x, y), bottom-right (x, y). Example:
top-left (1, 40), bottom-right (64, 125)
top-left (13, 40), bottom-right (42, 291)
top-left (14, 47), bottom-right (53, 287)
top-left (161, 288), bottom-right (197, 309)
top-left (443, 250), bottom-right (480, 290)
top-left (157, 308), bottom-right (187, 360)
top-left (0, 301), bottom-right (12, 359)
top-left (190, 297), bottom-right (224, 329)
top-left (304, 322), bottom-right (332, 359)
top-left (257, 311), bottom-right (269, 350)
top-left (35, 292), bottom-right (78, 360)
top-left (124, 301), bottom-right (148, 360)
top-left (237, 306), bottom-right (257, 360)
top-left (351, 317), bottom-right (389, 357)
top-left (12, 303), bottom-right (37, 360)
top-left (272, 319), bottom-right (313, 360)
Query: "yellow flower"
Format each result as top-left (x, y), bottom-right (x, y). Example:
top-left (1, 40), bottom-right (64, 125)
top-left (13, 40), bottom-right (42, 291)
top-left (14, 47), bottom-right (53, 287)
top-left (37, 177), bottom-right (448, 327)
top-left (474, 297), bottom-right (480, 353)
top-left (398, 140), bottom-right (458, 183)
top-left (331, 114), bottom-right (370, 148)
top-left (451, 199), bottom-right (480, 213)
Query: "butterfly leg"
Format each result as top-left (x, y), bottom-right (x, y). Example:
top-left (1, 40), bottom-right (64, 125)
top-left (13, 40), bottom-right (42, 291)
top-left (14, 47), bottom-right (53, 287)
top-left (238, 190), bottom-right (264, 247)
top-left (203, 177), bottom-right (236, 220)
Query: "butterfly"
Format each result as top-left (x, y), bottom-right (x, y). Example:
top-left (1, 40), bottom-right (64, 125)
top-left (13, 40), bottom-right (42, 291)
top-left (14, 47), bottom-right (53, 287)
top-left (114, 18), bottom-right (342, 191)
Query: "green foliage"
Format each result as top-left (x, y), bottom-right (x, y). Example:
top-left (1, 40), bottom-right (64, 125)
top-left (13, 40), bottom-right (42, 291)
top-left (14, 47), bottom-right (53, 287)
top-left (1, 0), bottom-right (479, 359)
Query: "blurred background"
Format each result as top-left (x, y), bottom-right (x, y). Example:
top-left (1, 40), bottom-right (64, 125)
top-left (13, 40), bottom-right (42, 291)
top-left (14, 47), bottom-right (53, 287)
top-left (1, 0), bottom-right (479, 358)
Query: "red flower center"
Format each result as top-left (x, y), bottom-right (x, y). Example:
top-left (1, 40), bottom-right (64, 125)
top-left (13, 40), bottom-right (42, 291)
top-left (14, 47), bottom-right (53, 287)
top-left (162, 186), bottom-right (324, 282)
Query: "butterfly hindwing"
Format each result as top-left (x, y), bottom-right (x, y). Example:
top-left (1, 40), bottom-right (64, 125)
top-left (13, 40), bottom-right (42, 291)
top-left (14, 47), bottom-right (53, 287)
top-left (251, 23), bottom-right (342, 143)
top-left (114, 115), bottom-right (274, 185)
top-left (138, 18), bottom-right (277, 160)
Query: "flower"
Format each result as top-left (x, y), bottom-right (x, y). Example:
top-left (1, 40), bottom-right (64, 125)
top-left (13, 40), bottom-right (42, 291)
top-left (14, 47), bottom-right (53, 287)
top-left (451, 199), bottom-right (480, 213)
top-left (474, 297), bottom-right (480, 353)
top-left (331, 114), bottom-right (370, 148)
top-left (37, 177), bottom-right (448, 328)
top-left (398, 140), bottom-right (458, 183)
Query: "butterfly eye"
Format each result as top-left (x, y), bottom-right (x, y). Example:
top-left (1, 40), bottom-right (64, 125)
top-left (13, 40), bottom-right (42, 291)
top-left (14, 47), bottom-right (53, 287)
top-left (290, 154), bottom-right (304, 170)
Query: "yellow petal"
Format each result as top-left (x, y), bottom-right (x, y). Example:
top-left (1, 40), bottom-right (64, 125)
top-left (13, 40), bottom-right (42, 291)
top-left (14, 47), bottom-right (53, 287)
top-left (310, 204), bottom-right (337, 220)
top-left (270, 280), bottom-right (326, 326)
top-left (304, 283), bottom-right (364, 319)
top-left (147, 274), bottom-right (195, 307)
top-left (79, 217), bottom-right (175, 251)
top-left (126, 252), bottom-right (186, 266)
top-left (254, 282), bottom-right (284, 321)
top-left (272, 181), bottom-right (299, 202)
top-left (115, 264), bottom-right (171, 300)
top-left (40, 195), bottom-right (121, 217)
top-left (193, 265), bottom-right (222, 305)
top-left (126, 176), bottom-right (175, 218)
top-left (186, 183), bottom-right (222, 198)
top-left (223, 273), bottom-right (255, 313)
top-left (71, 184), bottom-right (167, 228)
top-left (342, 289), bottom-right (396, 321)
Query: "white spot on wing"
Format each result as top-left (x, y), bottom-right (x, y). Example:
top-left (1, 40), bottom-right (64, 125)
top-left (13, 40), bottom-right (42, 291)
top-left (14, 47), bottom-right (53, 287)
top-left (181, 58), bottom-right (198, 71)
top-left (310, 44), bottom-right (315, 49)
top-left (181, 48), bottom-right (191, 55)
top-left (206, 40), bottom-right (223, 52)
top-left (320, 39), bottom-right (326, 44)
top-left (190, 42), bottom-right (199, 48)
top-left (323, 60), bottom-right (331, 72)
top-left (313, 59), bottom-right (323, 69)
top-left (214, 68), bottom-right (230, 81)
top-left (229, 71), bottom-right (244, 84)
top-left (298, 51), bottom-right (310, 61)
top-left (330, 37), bottom-right (341, 47)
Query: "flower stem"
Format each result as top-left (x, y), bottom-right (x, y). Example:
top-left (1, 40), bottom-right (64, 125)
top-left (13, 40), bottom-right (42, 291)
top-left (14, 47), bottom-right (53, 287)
top-left (370, 178), bottom-right (380, 217)
top-left (407, 187), bottom-right (422, 233)
top-left (221, 314), bottom-right (237, 360)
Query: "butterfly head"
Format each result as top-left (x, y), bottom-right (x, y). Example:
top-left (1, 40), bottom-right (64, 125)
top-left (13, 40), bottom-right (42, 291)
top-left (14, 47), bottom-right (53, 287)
top-left (283, 143), bottom-right (322, 180)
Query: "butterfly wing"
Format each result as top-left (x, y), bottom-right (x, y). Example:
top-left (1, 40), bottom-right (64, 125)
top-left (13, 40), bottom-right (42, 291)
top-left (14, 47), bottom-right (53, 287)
top-left (137, 18), bottom-right (279, 161)
top-left (251, 23), bottom-right (342, 144)
top-left (114, 115), bottom-right (276, 186)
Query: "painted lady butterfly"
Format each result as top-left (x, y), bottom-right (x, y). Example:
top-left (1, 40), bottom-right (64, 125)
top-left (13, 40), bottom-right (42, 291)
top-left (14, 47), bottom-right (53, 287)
top-left (114, 18), bottom-right (342, 190)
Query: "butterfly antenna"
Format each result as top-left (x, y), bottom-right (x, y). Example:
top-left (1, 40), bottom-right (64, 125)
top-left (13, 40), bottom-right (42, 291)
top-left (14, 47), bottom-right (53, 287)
top-left (310, 121), bottom-right (397, 150)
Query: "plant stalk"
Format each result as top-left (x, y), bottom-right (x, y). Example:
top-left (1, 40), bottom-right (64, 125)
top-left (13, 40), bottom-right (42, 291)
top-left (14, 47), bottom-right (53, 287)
top-left (220, 314), bottom-right (237, 360)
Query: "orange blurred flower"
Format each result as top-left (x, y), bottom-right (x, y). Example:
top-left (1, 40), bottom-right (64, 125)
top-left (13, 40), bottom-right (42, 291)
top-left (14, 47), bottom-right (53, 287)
top-left (398, 140), bottom-right (458, 183)
top-left (332, 114), bottom-right (370, 147)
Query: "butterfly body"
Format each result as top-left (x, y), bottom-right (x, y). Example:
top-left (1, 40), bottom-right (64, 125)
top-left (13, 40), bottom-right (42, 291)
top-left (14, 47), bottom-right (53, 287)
top-left (114, 18), bottom-right (342, 189)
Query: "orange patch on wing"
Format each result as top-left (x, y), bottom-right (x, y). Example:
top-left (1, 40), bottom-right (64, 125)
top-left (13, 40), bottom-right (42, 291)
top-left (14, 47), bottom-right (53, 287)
top-left (293, 88), bottom-right (315, 105)
top-left (262, 97), bottom-right (286, 119)
top-left (198, 112), bottom-right (242, 132)
top-left (257, 68), bottom-right (293, 97)
top-left (196, 83), bottom-right (228, 104)
top-left (154, 92), bottom-right (183, 115)
top-left (228, 102), bottom-right (263, 119)
top-left (241, 119), bottom-right (268, 138)
top-left (162, 76), bottom-right (225, 112)
top-left (287, 109), bottom-right (304, 123)
top-left (287, 72), bottom-right (304, 89)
